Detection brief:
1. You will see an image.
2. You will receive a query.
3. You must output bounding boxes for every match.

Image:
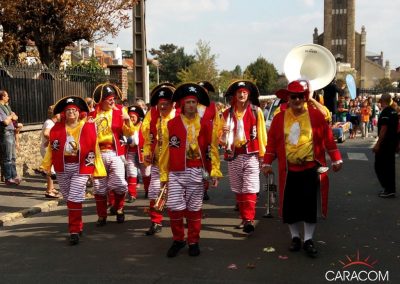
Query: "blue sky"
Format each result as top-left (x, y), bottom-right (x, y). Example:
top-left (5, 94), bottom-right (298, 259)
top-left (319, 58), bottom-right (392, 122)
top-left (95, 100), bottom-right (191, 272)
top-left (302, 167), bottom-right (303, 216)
top-left (102, 0), bottom-right (400, 74)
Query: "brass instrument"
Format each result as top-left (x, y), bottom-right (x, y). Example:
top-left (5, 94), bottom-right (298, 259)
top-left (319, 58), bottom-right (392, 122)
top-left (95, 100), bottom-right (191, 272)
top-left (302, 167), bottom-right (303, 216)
top-left (223, 107), bottom-right (235, 161)
top-left (154, 183), bottom-right (168, 212)
top-left (91, 116), bottom-right (109, 134)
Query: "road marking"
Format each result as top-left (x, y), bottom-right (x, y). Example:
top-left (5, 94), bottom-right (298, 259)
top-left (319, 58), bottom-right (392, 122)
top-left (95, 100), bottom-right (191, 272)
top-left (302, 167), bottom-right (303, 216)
top-left (347, 152), bottom-right (368, 161)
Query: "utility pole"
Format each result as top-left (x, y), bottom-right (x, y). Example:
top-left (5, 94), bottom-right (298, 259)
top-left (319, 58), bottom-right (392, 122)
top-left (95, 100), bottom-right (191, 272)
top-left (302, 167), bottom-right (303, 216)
top-left (132, 0), bottom-right (149, 103)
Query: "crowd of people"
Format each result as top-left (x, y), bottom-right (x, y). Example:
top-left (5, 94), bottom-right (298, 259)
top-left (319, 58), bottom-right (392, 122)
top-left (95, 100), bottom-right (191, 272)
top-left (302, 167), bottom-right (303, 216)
top-left (0, 79), bottom-right (398, 259)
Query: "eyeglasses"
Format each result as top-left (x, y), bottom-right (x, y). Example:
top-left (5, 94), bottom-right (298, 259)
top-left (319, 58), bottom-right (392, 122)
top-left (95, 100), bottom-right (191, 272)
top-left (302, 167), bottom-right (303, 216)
top-left (289, 94), bottom-right (305, 100)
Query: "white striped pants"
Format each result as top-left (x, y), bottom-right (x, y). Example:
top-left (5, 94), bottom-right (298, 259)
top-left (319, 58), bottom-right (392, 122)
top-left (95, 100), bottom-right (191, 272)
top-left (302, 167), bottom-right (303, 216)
top-left (148, 166), bottom-right (161, 200)
top-left (166, 168), bottom-right (204, 211)
top-left (126, 151), bottom-right (151, 177)
top-left (93, 150), bottom-right (127, 195)
top-left (227, 153), bottom-right (260, 194)
top-left (56, 163), bottom-right (89, 203)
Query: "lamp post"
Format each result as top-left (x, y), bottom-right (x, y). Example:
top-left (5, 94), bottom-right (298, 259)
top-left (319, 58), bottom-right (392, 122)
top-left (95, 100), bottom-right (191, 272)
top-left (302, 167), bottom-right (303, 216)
top-left (148, 58), bottom-right (160, 85)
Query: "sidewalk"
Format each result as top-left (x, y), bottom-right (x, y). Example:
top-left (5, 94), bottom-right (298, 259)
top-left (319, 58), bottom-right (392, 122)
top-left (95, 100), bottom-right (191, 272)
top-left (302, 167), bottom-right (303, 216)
top-left (0, 176), bottom-right (62, 227)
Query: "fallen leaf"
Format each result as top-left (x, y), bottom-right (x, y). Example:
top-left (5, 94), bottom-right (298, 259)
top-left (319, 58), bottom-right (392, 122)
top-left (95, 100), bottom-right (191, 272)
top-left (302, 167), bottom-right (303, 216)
top-left (263, 247), bottom-right (276, 253)
top-left (317, 241), bottom-right (326, 245)
top-left (346, 191), bottom-right (352, 196)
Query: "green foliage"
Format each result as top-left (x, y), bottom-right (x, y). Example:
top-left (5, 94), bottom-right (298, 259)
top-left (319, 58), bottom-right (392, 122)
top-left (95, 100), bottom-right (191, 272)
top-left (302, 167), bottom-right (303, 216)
top-left (149, 44), bottom-right (195, 85)
top-left (177, 40), bottom-right (219, 84)
top-left (244, 57), bottom-right (279, 95)
top-left (66, 57), bottom-right (106, 82)
top-left (374, 77), bottom-right (394, 90)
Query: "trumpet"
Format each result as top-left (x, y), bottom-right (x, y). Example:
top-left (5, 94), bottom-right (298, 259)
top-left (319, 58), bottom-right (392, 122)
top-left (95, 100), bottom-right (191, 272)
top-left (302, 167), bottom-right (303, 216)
top-left (154, 183), bottom-right (168, 212)
top-left (90, 116), bottom-right (109, 134)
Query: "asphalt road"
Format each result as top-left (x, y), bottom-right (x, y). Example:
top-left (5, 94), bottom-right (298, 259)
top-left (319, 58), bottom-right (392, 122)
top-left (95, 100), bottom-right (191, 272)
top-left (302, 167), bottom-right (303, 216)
top-left (0, 136), bottom-right (399, 284)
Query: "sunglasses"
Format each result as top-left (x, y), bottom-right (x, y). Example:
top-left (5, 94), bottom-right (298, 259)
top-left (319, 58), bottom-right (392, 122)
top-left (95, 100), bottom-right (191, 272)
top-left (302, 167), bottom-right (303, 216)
top-left (289, 94), bottom-right (305, 100)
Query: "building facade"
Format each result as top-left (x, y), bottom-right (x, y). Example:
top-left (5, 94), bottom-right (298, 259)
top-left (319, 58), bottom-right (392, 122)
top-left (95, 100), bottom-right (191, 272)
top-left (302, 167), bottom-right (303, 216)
top-left (313, 0), bottom-right (389, 88)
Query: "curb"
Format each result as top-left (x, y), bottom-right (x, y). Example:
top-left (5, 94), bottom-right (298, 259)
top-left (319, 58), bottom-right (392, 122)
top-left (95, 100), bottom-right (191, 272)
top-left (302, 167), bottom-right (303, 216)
top-left (0, 199), bottom-right (61, 227)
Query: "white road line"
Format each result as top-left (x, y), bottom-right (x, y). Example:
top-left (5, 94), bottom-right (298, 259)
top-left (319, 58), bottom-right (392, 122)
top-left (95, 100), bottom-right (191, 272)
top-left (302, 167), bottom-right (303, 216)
top-left (347, 152), bottom-right (369, 161)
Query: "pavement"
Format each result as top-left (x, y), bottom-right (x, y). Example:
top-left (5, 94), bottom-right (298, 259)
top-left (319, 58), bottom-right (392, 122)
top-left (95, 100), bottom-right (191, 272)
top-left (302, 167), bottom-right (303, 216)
top-left (0, 175), bottom-right (64, 226)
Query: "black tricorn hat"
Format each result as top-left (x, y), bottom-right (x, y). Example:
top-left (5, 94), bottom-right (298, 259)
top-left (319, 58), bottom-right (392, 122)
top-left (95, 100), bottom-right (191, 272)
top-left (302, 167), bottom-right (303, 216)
top-left (224, 80), bottom-right (260, 106)
top-left (150, 83), bottom-right (176, 106)
top-left (92, 83), bottom-right (122, 104)
top-left (53, 96), bottom-right (89, 115)
top-left (197, 81), bottom-right (215, 94)
top-left (173, 82), bottom-right (210, 107)
top-left (127, 105), bottom-right (145, 121)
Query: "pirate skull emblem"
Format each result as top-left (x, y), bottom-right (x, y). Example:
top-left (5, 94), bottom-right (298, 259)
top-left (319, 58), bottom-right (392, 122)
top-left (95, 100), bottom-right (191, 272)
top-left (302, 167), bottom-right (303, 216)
top-left (85, 151), bottom-right (95, 166)
top-left (52, 140), bottom-right (60, 151)
top-left (250, 125), bottom-right (257, 140)
top-left (169, 135), bottom-right (180, 148)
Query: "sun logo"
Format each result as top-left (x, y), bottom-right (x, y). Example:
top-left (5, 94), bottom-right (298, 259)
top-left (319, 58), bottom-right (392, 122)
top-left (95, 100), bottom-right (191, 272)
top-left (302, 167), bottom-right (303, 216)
top-left (339, 251), bottom-right (378, 269)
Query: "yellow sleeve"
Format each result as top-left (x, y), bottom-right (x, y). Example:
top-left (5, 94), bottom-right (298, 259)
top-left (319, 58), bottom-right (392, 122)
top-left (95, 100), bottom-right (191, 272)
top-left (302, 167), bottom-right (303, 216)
top-left (142, 111), bottom-right (152, 159)
top-left (218, 115), bottom-right (227, 144)
top-left (122, 107), bottom-right (134, 136)
top-left (257, 108), bottom-right (267, 157)
top-left (93, 140), bottom-right (106, 177)
top-left (159, 124), bottom-right (170, 182)
top-left (40, 145), bottom-right (53, 173)
top-left (210, 114), bottom-right (223, 178)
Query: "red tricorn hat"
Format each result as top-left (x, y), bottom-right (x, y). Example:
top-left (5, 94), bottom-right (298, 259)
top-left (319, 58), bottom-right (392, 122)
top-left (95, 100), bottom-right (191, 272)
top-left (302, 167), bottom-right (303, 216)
top-left (275, 80), bottom-right (311, 101)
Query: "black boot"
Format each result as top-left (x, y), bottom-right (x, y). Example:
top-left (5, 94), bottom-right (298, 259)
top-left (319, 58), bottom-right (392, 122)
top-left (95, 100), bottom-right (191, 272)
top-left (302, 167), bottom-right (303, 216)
top-left (188, 243), bottom-right (200, 257)
top-left (303, 239), bottom-right (318, 258)
top-left (69, 233), bottom-right (80, 245)
top-left (203, 192), bottom-right (210, 201)
top-left (145, 222), bottom-right (162, 236)
top-left (116, 210), bottom-right (125, 223)
top-left (96, 217), bottom-right (107, 227)
top-left (167, 240), bottom-right (186, 258)
top-left (289, 237), bottom-right (302, 252)
top-left (243, 220), bottom-right (255, 234)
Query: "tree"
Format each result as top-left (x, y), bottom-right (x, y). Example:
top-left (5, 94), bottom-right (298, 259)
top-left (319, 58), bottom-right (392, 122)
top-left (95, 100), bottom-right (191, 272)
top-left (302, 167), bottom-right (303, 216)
top-left (0, 0), bottom-right (137, 67)
top-left (177, 40), bottom-right (219, 85)
top-left (149, 44), bottom-right (195, 85)
top-left (244, 57), bottom-right (279, 95)
top-left (66, 56), bottom-right (106, 82)
top-left (374, 77), bottom-right (394, 91)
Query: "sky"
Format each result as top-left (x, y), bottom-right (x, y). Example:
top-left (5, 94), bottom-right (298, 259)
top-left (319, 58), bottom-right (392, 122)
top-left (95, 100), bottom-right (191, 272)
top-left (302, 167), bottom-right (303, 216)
top-left (102, 0), bottom-right (400, 74)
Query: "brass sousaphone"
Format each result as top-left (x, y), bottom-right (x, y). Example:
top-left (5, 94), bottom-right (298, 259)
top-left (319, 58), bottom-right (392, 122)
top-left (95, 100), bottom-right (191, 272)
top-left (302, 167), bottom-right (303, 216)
top-left (283, 43), bottom-right (337, 92)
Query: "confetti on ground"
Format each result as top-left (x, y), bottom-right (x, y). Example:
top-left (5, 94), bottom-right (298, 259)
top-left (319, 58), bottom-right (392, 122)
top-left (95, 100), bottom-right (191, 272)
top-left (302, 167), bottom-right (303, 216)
top-left (227, 264), bottom-right (238, 270)
top-left (263, 247), bottom-right (276, 253)
top-left (317, 241), bottom-right (326, 245)
top-left (346, 191), bottom-right (352, 196)
top-left (347, 217), bottom-right (357, 221)
top-left (278, 255), bottom-right (288, 260)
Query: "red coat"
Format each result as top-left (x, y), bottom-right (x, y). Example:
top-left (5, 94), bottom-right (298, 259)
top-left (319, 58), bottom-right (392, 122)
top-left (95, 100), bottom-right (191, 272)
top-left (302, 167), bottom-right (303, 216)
top-left (50, 122), bottom-right (97, 174)
top-left (263, 107), bottom-right (342, 218)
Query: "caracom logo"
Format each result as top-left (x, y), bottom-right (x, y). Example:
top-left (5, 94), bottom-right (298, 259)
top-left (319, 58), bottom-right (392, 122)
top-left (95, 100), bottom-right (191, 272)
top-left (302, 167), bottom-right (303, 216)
top-left (325, 251), bottom-right (389, 282)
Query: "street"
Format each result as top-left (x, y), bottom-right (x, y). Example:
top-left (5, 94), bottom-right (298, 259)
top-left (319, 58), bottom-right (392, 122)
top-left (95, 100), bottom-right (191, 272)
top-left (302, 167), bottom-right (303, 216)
top-left (0, 136), bottom-right (399, 284)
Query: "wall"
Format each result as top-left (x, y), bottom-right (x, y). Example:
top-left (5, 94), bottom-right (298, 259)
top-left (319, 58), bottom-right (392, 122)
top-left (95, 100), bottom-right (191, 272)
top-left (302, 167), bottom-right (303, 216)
top-left (15, 126), bottom-right (42, 177)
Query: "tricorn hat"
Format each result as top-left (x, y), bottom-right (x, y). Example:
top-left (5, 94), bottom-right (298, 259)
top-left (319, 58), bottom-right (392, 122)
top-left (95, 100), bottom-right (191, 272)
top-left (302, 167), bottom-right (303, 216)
top-left (197, 81), bottom-right (215, 94)
top-left (92, 83), bottom-right (122, 104)
top-left (173, 82), bottom-right (210, 107)
top-left (224, 80), bottom-right (260, 106)
top-left (275, 80), bottom-right (311, 101)
top-left (53, 96), bottom-right (89, 115)
top-left (150, 83), bottom-right (176, 106)
top-left (127, 105), bottom-right (145, 121)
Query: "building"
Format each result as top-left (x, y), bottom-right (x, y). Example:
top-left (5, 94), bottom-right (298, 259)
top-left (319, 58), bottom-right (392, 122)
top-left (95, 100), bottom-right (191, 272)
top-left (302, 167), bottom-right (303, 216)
top-left (313, 0), bottom-right (392, 88)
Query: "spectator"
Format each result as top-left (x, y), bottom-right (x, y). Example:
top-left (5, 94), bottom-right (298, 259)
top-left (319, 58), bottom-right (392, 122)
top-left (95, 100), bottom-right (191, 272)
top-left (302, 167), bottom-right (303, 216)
top-left (372, 94), bottom-right (399, 198)
top-left (360, 100), bottom-right (371, 138)
top-left (40, 105), bottom-right (60, 198)
top-left (0, 90), bottom-right (21, 185)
